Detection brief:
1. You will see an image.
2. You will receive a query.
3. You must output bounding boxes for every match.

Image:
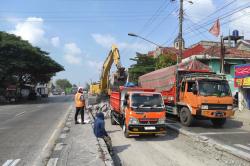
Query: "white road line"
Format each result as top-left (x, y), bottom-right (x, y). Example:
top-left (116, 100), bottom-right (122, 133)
top-left (2, 159), bottom-right (21, 166)
top-left (54, 143), bottom-right (63, 151)
top-left (15, 112), bottom-right (26, 117)
top-left (234, 144), bottom-right (250, 151)
top-left (198, 131), bottom-right (248, 135)
top-left (46, 158), bottom-right (58, 166)
top-left (2, 160), bottom-right (13, 166)
top-left (10, 159), bottom-right (21, 166)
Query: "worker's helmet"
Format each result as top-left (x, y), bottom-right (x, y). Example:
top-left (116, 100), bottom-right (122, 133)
top-left (78, 87), bottom-right (83, 93)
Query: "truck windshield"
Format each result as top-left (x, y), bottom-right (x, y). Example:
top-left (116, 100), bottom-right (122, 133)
top-left (198, 80), bottom-right (231, 97)
top-left (131, 93), bottom-right (163, 108)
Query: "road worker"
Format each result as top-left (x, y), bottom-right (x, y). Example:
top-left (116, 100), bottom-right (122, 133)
top-left (74, 87), bottom-right (85, 124)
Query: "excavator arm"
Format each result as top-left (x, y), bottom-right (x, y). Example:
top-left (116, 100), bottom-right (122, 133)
top-left (91, 44), bottom-right (126, 95)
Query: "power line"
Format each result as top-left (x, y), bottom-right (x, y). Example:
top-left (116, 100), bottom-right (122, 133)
top-left (184, 3), bottom-right (250, 35)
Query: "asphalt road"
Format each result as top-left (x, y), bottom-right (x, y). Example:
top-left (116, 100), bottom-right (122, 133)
top-left (0, 95), bottom-right (73, 166)
top-left (165, 115), bottom-right (250, 156)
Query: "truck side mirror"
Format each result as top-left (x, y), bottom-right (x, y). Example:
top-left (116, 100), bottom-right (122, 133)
top-left (192, 85), bottom-right (198, 95)
top-left (123, 100), bottom-right (128, 106)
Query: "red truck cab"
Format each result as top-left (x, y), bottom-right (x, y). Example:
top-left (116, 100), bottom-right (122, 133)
top-left (110, 86), bottom-right (166, 138)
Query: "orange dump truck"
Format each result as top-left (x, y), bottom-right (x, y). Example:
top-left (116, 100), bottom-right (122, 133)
top-left (139, 60), bottom-right (234, 127)
top-left (110, 86), bottom-right (166, 138)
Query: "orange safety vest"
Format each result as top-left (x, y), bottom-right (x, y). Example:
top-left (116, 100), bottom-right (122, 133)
top-left (75, 92), bottom-right (85, 107)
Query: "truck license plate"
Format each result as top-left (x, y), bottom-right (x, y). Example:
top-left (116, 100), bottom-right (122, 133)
top-left (144, 126), bottom-right (156, 130)
top-left (215, 112), bottom-right (223, 117)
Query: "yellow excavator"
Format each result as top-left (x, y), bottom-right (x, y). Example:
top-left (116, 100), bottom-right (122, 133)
top-left (90, 44), bottom-right (127, 95)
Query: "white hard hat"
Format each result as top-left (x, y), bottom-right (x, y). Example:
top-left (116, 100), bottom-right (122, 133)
top-left (78, 87), bottom-right (83, 92)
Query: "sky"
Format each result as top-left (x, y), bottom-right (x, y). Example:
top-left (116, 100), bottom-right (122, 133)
top-left (1, 0), bottom-right (250, 86)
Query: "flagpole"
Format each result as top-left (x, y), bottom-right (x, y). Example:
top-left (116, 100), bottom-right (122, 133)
top-left (220, 35), bottom-right (225, 74)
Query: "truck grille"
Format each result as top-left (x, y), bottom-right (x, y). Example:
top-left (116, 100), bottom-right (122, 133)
top-left (207, 104), bottom-right (228, 110)
top-left (139, 118), bottom-right (158, 124)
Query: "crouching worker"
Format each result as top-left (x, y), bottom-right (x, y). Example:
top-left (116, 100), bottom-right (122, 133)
top-left (94, 112), bottom-right (113, 155)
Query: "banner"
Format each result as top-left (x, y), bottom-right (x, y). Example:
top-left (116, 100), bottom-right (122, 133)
top-left (235, 64), bottom-right (250, 78)
top-left (234, 77), bottom-right (250, 87)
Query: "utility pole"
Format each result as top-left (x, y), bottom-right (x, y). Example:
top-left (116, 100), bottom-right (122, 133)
top-left (175, 0), bottom-right (184, 103)
top-left (178, 0), bottom-right (184, 60)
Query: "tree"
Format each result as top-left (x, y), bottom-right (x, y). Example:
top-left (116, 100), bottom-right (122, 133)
top-left (0, 31), bottom-right (64, 91)
top-left (56, 79), bottom-right (72, 91)
top-left (84, 82), bottom-right (90, 91)
top-left (128, 52), bottom-right (156, 83)
top-left (155, 53), bottom-right (177, 70)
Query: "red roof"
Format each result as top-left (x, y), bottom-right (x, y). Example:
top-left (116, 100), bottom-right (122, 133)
top-left (204, 46), bottom-right (250, 58)
top-left (183, 44), bottom-right (205, 58)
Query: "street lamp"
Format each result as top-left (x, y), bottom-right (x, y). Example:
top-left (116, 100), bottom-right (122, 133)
top-left (128, 33), bottom-right (163, 48)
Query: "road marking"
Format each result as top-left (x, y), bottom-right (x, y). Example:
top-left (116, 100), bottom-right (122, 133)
top-left (198, 131), bottom-right (248, 135)
top-left (2, 159), bottom-right (21, 166)
top-left (46, 158), bottom-right (58, 166)
top-left (15, 112), bottom-right (26, 117)
top-left (63, 127), bottom-right (69, 131)
top-left (54, 143), bottom-right (63, 151)
top-left (234, 144), bottom-right (250, 151)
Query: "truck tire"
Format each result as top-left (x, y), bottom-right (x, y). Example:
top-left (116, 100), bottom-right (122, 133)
top-left (123, 123), bottom-right (130, 138)
top-left (180, 107), bottom-right (193, 127)
top-left (111, 111), bottom-right (117, 125)
top-left (211, 118), bottom-right (226, 127)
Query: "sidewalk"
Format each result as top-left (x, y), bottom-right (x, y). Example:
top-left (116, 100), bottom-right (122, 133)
top-left (232, 108), bottom-right (250, 127)
top-left (47, 110), bottom-right (113, 166)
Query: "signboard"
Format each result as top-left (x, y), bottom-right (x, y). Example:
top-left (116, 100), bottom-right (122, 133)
top-left (234, 77), bottom-right (250, 87)
top-left (235, 64), bottom-right (250, 78)
top-left (234, 64), bottom-right (250, 87)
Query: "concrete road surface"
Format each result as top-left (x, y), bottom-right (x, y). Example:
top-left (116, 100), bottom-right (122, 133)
top-left (166, 115), bottom-right (250, 158)
top-left (0, 96), bottom-right (73, 166)
top-left (105, 117), bottom-right (249, 166)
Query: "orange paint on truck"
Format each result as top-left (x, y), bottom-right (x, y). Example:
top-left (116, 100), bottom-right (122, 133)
top-left (110, 86), bottom-right (166, 138)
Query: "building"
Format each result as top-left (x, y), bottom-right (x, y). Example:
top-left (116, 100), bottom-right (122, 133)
top-left (236, 40), bottom-right (250, 51)
top-left (182, 41), bottom-right (250, 94)
top-left (235, 64), bottom-right (250, 111)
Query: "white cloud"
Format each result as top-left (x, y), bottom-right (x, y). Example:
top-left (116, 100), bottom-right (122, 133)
top-left (91, 33), bottom-right (154, 53)
top-left (229, 7), bottom-right (250, 38)
top-left (64, 43), bottom-right (83, 65)
top-left (185, 0), bottom-right (216, 22)
top-left (87, 60), bottom-right (103, 70)
top-left (51, 37), bottom-right (60, 47)
top-left (9, 17), bottom-right (46, 45)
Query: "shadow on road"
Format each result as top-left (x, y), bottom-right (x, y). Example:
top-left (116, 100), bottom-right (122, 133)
top-left (112, 144), bottom-right (130, 166)
top-left (189, 119), bottom-right (243, 129)
top-left (134, 129), bottom-right (179, 142)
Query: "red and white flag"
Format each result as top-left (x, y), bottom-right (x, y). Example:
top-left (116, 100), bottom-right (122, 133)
top-left (209, 19), bottom-right (220, 37)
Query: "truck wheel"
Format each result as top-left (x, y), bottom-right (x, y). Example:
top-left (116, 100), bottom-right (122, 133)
top-left (211, 118), bottom-right (226, 127)
top-left (111, 111), bottom-right (117, 125)
top-left (123, 123), bottom-right (130, 138)
top-left (180, 107), bottom-right (193, 127)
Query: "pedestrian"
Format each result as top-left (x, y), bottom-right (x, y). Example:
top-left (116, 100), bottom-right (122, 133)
top-left (74, 87), bottom-right (85, 124)
top-left (93, 112), bottom-right (113, 154)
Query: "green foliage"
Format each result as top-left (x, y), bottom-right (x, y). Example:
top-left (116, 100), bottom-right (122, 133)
top-left (128, 53), bottom-right (156, 83)
top-left (0, 31), bottom-right (64, 90)
top-left (155, 53), bottom-right (177, 69)
top-left (128, 52), bottom-right (177, 83)
top-left (56, 79), bottom-right (72, 91)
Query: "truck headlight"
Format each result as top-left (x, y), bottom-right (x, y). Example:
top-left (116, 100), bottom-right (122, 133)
top-left (201, 105), bottom-right (208, 110)
top-left (129, 117), bottom-right (139, 125)
top-left (157, 117), bottom-right (166, 124)
top-left (227, 105), bottom-right (233, 110)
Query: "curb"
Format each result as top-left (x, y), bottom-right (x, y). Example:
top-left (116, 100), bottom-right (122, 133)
top-left (166, 123), bottom-right (250, 163)
top-left (33, 104), bottom-right (73, 166)
top-left (88, 110), bottom-right (114, 166)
